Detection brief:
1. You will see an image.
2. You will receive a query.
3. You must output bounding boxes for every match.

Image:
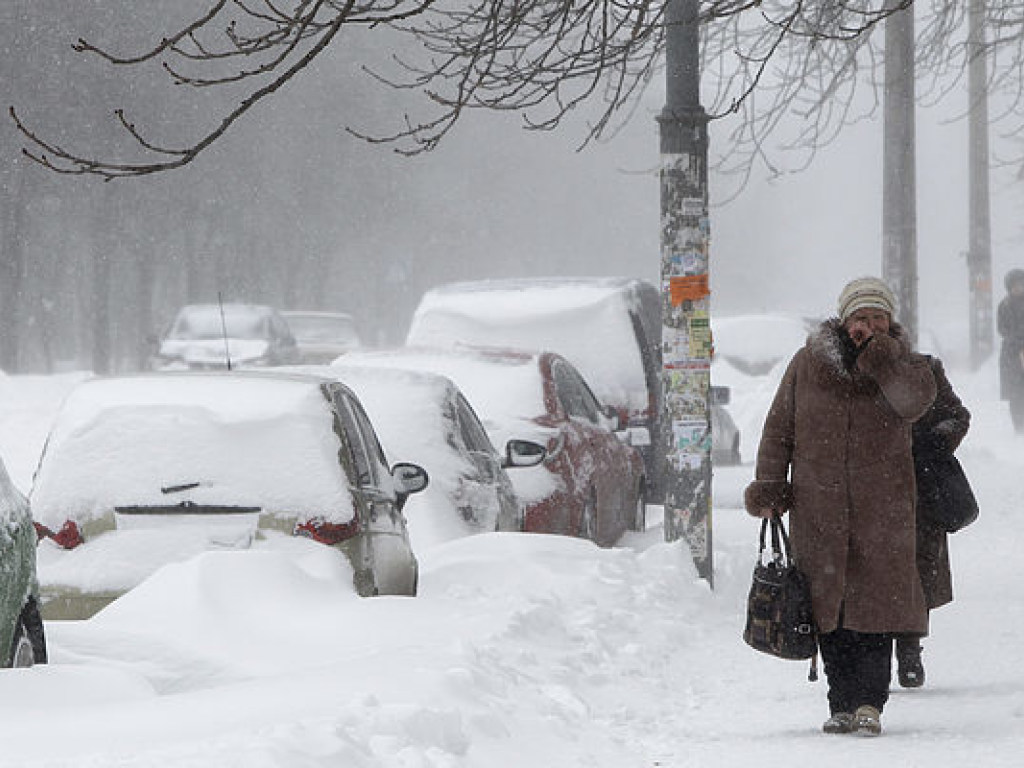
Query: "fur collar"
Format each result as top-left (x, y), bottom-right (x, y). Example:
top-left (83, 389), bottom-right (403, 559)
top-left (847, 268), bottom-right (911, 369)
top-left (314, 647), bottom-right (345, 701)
top-left (805, 318), bottom-right (911, 393)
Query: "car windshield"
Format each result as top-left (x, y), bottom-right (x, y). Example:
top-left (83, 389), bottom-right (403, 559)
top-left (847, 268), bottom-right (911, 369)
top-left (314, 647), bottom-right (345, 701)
top-left (287, 315), bottom-right (359, 344)
top-left (168, 307), bottom-right (270, 341)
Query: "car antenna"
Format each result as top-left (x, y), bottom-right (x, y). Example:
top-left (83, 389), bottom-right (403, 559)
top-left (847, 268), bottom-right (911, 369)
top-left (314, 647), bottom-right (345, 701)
top-left (217, 291), bottom-right (232, 371)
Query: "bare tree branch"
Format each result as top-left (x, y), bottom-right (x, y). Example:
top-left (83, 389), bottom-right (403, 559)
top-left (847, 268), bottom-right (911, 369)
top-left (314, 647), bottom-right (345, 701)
top-left (12, 0), bottom-right (980, 183)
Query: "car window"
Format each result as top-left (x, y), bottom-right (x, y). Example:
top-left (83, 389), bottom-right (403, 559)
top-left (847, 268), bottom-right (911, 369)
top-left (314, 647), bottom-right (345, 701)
top-left (455, 394), bottom-right (495, 454)
top-left (349, 396), bottom-right (390, 477)
top-left (552, 360), bottom-right (600, 424)
top-left (334, 393), bottom-right (377, 487)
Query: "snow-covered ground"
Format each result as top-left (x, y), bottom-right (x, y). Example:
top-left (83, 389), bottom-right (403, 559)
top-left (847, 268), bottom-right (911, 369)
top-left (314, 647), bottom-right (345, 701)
top-left (0, 344), bottom-right (1022, 766)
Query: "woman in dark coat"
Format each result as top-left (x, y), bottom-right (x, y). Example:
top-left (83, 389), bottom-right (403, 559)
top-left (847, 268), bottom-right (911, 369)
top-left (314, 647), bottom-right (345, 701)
top-left (745, 276), bottom-right (936, 737)
top-left (895, 356), bottom-right (971, 687)
top-left (998, 268), bottom-right (1024, 433)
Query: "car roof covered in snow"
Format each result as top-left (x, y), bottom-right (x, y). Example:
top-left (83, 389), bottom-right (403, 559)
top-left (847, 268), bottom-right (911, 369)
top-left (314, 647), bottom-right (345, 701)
top-left (406, 277), bottom-right (653, 413)
top-left (334, 347), bottom-right (549, 446)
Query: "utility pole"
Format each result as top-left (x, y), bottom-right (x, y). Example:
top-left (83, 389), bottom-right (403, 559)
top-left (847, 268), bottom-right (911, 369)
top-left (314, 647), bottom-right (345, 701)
top-left (882, 3), bottom-right (918, 344)
top-left (659, 0), bottom-right (713, 586)
top-left (968, 0), bottom-right (994, 369)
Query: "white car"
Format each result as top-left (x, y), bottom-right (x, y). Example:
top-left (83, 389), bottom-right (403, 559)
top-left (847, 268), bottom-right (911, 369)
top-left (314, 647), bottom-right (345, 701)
top-left (150, 303), bottom-right (300, 370)
top-left (329, 364), bottom-right (523, 549)
top-left (338, 346), bottom-right (647, 547)
top-left (31, 371), bottom-right (428, 618)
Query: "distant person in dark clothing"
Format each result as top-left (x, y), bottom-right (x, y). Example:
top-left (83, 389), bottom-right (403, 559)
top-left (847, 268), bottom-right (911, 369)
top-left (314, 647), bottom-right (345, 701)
top-left (998, 269), bottom-right (1024, 433)
top-left (895, 355), bottom-right (971, 688)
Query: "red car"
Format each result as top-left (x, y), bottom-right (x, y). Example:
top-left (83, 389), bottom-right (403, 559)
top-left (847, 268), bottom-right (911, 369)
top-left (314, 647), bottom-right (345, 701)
top-left (337, 347), bottom-right (648, 547)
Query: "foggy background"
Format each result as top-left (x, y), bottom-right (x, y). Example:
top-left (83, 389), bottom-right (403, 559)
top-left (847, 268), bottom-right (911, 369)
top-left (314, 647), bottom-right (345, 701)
top-left (1, 2), bottom-right (1019, 373)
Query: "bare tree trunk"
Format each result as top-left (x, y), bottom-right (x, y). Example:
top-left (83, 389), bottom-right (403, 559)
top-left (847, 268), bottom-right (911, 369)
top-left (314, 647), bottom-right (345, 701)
top-left (135, 253), bottom-right (156, 370)
top-left (882, 4), bottom-right (918, 344)
top-left (968, 0), bottom-right (994, 369)
top-left (90, 186), bottom-right (117, 374)
top-left (0, 162), bottom-right (31, 373)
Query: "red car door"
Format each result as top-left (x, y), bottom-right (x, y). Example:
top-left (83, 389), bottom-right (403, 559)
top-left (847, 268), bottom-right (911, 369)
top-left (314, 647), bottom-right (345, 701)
top-left (548, 356), bottom-right (637, 546)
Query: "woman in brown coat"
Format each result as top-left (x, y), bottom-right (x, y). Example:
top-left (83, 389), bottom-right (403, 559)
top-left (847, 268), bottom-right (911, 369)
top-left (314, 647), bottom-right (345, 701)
top-left (895, 355), bottom-right (971, 687)
top-left (745, 277), bottom-right (936, 736)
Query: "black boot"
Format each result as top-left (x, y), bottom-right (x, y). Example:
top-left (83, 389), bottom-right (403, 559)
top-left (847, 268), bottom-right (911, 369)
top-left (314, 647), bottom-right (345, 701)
top-left (896, 637), bottom-right (925, 688)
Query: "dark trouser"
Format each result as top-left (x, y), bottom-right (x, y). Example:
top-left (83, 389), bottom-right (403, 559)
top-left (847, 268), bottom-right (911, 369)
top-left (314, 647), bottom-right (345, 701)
top-left (819, 627), bottom-right (892, 715)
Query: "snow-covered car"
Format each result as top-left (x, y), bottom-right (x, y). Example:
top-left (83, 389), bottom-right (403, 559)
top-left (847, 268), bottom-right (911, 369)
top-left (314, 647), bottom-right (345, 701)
top-left (340, 347), bottom-right (647, 547)
top-left (328, 364), bottom-right (524, 549)
top-left (30, 371), bottom-right (428, 618)
top-left (710, 386), bottom-right (741, 465)
top-left (0, 454), bottom-right (47, 667)
top-left (405, 277), bottom-right (665, 499)
top-left (149, 303), bottom-right (300, 370)
top-left (712, 313), bottom-right (812, 376)
top-left (282, 311), bottom-right (363, 364)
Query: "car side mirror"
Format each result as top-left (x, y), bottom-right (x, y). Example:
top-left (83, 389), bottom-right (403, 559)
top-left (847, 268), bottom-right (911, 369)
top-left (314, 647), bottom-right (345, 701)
top-left (710, 385), bottom-right (731, 406)
top-left (602, 405), bottom-right (623, 431)
top-left (502, 439), bottom-right (546, 469)
top-left (616, 426), bottom-right (651, 447)
top-left (392, 462), bottom-right (429, 495)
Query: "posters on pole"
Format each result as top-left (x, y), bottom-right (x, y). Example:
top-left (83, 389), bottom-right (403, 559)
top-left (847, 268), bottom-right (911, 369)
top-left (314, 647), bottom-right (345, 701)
top-left (660, 154), bottom-right (713, 584)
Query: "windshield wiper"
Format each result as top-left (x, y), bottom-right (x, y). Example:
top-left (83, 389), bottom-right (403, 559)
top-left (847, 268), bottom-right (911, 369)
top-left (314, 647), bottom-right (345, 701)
top-left (161, 482), bottom-right (201, 494)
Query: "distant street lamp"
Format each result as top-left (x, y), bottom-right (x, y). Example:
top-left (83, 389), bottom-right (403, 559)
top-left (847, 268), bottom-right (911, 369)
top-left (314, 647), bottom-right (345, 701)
top-left (658, 0), bottom-right (713, 586)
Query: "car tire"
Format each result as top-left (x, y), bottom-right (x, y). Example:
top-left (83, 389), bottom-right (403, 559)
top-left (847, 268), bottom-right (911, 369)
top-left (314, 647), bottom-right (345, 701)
top-left (578, 491), bottom-right (597, 542)
top-left (23, 600), bottom-right (47, 664)
top-left (631, 487), bottom-right (646, 532)
top-left (8, 619), bottom-right (35, 668)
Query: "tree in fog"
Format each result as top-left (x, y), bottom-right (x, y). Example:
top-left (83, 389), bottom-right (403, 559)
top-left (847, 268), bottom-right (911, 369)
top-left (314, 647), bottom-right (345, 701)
top-left (11, 1), bottom-right (922, 180)
top-left (1, 2), bottom-right (373, 373)
top-left (9, 1), bottom-right (1021, 373)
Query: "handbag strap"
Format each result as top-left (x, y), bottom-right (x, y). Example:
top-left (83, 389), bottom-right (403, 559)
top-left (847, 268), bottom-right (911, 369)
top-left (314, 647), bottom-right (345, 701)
top-left (758, 514), bottom-right (794, 565)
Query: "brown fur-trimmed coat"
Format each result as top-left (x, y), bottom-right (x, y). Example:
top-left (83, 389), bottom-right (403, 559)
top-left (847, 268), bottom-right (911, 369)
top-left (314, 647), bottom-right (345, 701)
top-left (744, 320), bottom-right (936, 635)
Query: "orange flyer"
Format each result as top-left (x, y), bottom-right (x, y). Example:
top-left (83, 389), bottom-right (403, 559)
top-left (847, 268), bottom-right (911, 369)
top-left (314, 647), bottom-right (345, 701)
top-left (670, 275), bottom-right (710, 305)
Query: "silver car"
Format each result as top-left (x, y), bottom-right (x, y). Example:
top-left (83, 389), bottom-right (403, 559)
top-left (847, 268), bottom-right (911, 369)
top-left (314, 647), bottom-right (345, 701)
top-left (710, 386), bottom-right (742, 466)
top-left (32, 371), bottom-right (428, 618)
top-left (283, 311), bottom-right (363, 364)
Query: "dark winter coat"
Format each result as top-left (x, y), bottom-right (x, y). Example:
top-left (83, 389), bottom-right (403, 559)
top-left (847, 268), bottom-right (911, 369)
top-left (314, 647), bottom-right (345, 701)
top-left (998, 286), bottom-right (1024, 402)
top-left (912, 356), bottom-right (971, 612)
top-left (745, 320), bottom-right (936, 636)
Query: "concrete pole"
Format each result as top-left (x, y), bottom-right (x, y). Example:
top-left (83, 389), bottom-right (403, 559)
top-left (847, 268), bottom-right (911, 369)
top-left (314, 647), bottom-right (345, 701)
top-left (968, 0), bottom-right (994, 369)
top-left (658, 0), bottom-right (713, 585)
top-left (882, 4), bottom-right (918, 344)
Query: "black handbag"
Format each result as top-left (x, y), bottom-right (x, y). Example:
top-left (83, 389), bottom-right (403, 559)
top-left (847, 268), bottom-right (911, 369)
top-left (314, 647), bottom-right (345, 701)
top-left (743, 515), bottom-right (817, 661)
top-left (914, 452), bottom-right (979, 534)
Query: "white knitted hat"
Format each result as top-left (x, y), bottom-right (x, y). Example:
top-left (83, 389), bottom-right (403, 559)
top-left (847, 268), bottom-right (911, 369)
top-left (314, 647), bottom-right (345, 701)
top-left (837, 277), bottom-right (896, 322)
